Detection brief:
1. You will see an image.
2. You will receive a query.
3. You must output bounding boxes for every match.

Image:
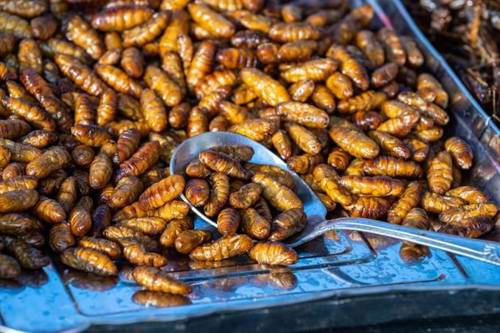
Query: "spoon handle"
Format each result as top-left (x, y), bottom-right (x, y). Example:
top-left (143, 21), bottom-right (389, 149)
top-left (288, 217), bottom-right (500, 266)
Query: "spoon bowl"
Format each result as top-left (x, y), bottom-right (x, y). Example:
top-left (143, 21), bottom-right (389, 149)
top-left (170, 132), bottom-right (500, 265)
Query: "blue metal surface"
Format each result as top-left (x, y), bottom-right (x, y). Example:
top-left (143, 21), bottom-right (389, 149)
top-left (1, 1), bottom-right (499, 332)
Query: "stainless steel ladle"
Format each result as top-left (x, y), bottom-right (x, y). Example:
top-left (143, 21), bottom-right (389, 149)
top-left (170, 132), bottom-right (500, 266)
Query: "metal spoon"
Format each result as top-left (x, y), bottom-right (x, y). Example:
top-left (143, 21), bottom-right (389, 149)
top-left (170, 132), bottom-right (500, 266)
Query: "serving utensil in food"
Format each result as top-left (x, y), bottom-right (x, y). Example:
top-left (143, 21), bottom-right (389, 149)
top-left (170, 132), bottom-right (500, 266)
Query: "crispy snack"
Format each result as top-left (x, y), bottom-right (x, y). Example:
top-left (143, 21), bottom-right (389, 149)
top-left (362, 156), bottom-right (422, 178)
top-left (160, 217), bottom-right (193, 247)
top-left (89, 152), bottom-right (113, 190)
top-left (337, 91), bottom-right (387, 114)
top-left (327, 44), bottom-right (369, 90)
top-left (388, 181), bottom-right (424, 224)
top-left (185, 178), bottom-right (210, 207)
top-left (95, 64), bottom-right (142, 98)
top-left (0, 213), bottom-right (36, 235)
top-left (34, 195), bottom-right (66, 224)
top-left (421, 191), bottom-right (466, 214)
top-left (0, 253), bottom-right (21, 279)
top-left (103, 225), bottom-right (159, 251)
top-left (1, 96), bottom-right (56, 131)
top-left (249, 242), bottom-right (298, 266)
top-left (269, 208), bottom-right (306, 241)
top-left (78, 237), bottom-right (121, 259)
top-left (55, 54), bottom-right (105, 96)
top-left (230, 118), bottom-right (275, 142)
top-left (281, 58), bottom-right (337, 83)
top-left (241, 208), bottom-right (271, 240)
top-left (73, 93), bottom-right (96, 126)
top-left (21, 130), bottom-right (58, 149)
top-left (377, 109), bottom-right (420, 137)
top-left (417, 73), bottom-right (448, 108)
top-left (329, 117), bottom-right (379, 159)
top-left (69, 196), bottom-right (93, 237)
top-left (405, 138), bottom-right (429, 162)
top-left (140, 89), bottom-right (167, 133)
top-left (114, 128), bottom-right (140, 164)
top-left (289, 80), bottom-right (315, 102)
top-left (71, 124), bottom-right (112, 147)
top-left (240, 68), bottom-right (290, 106)
top-left (327, 148), bottom-right (351, 172)
top-left (217, 208), bottom-right (240, 236)
top-left (25, 146), bottom-right (70, 179)
top-left (133, 266), bottom-right (191, 294)
top-left (369, 131), bottom-right (410, 160)
top-left (144, 65), bottom-right (182, 107)
top-left (18, 38), bottom-right (43, 73)
top-left (117, 141), bottom-right (160, 179)
top-left (286, 123), bottom-right (321, 155)
top-left (7, 238), bottom-right (49, 269)
top-left (175, 230), bottom-right (212, 254)
top-left (444, 137), bottom-right (473, 170)
top-left (439, 203), bottom-right (498, 229)
top-left (346, 196), bottom-right (391, 219)
top-left (446, 186), bottom-right (489, 204)
top-left (0, 12), bottom-right (32, 38)
top-left (210, 145), bottom-right (254, 162)
top-left (132, 290), bottom-right (190, 308)
top-left (229, 183), bottom-right (262, 209)
top-left (0, 189), bottom-right (39, 213)
top-left (340, 175), bottom-right (406, 197)
top-left (123, 242), bottom-right (167, 267)
top-left (2, 162), bottom-right (25, 179)
top-left (92, 5), bottom-right (153, 32)
top-left (190, 234), bottom-right (254, 261)
top-left (121, 47), bottom-right (144, 78)
top-left (123, 11), bottom-right (169, 47)
top-left (118, 217), bottom-right (168, 236)
top-left (427, 151), bottom-right (453, 195)
top-left (287, 154), bottom-right (323, 175)
top-left (66, 15), bottom-right (104, 60)
top-left (0, 176), bottom-right (38, 194)
top-left (199, 150), bottom-right (251, 179)
top-left (252, 172), bottom-right (302, 211)
top-left (269, 22), bottom-right (320, 42)
top-left (57, 176), bottom-right (77, 213)
top-left (372, 63), bottom-right (398, 87)
top-left (204, 172), bottom-right (230, 217)
top-left (185, 160), bottom-right (211, 178)
top-left (313, 164), bottom-right (353, 207)
top-left (0, 118), bottom-right (30, 140)
top-left (399, 208), bottom-right (430, 262)
top-left (277, 102), bottom-right (329, 129)
top-left (397, 91), bottom-right (449, 126)
top-left (138, 175), bottom-right (185, 210)
top-left (377, 27), bottom-right (406, 66)
top-left (188, 3), bottom-right (235, 38)
top-left (271, 130), bottom-right (293, 160)
top-left (61, 247), bottom-right (117, 276)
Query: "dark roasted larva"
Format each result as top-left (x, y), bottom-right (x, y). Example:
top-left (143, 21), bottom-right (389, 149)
top-left (0, 213), bottom-right (36, 235)
top-left (190, 234), bottom-right (254, 261)
top-left (399, 208), bottom-right (430, 262)
top-left (252, 172), bottom-right (302, 211)
top-left (362, 156), bottom-right (422, 178)
top-left (427, 151), bottom-right (453, 195)
top-left (160, 217), bottom-right (193, 247)
top-left (347, 196), bottom-right (391, 219)
top-left (439, 203), bottom-right (497, 229)
top-left (133, 266), bottom-right (191, 295)
top-left (388, 181), bottom-right (424, 224)
top-left (229, 183), bottom-right (262, 209)
top-left (132, 290), bottom-right (190, 308)
top-left (217, 208), bottom-right (240, 236)
top-left (78, 237), bottom-right (121, 259)
top-left (117, 141), bottom-right (160, 179)
top-left (184, 178), bottom-right (210, 207)
top-left (0, 189), bottom-right (39, 213)
top-left (123, 242), bottom-right (167, 267)
top-left (69, 196), bottom-right (93, 237)
top-left (444, 137), bottom-right (473, 170)
top-left (175, 230), bottom-right (211, 254)
top-left (340, 175), bottom-right (406, 197)
top-left (49, 224), bottom-right (77, 253)
top-left (34, 195), bottom-right (66, 224)
top-left (249, 242), bottom-right (298, 266)
top-left (240, 68), bottom-right (290, 106)
top-left (61, 247), bottom-right (117, 276)
top-left (369, 131), bottom-right (411, 160)
top-left (313, 164), bottom-right (353, 207)
top-left (204, 172), bottom-right (230, 217)
top-left (0, 253), bottom-right (21, 279)
top-left (241, 208), bottom-right (271, 240)
top-left (199, 150), bottom-right (252, 179)
top-left (7, 239), bottom-right (49, 270)
top-left (446, 186), bottom-right (489, 204)
top-left (269, 208), bottom-right (306, 241)
top-left (138, 175), bottom-right (185, 210)
top-left (55, 54), bottom-right (105, 96)
top-left (329, 117), bottom-right (379, 159)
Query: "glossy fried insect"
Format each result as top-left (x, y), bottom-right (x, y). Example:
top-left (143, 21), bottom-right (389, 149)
top-left (337, 91), bottom-right (387, 115)
top-left (123, 242), bottom-right (167, 267)
top-left (0, 12), bottom-right (32, 38)
top-left (421, 191), bottom-right (465, 214)
top-left (2, 162), bottom-right (25, 180)
top-left (6, 239), bottom-right (48, 270)
top-left (417, 73), bottom-right (448, 108)
top-left (133, 266), bottom-right (191, 294)
top-left (427, 151), bottom-right (453, 195)
top-left (18, 38), bottom-right (43, 73)
top-left (287, 154), bottom-right (323, 175)
top-left (89, 152), bottom-right (113, 190)
top-left (0, 189), bottom-right (39, 213)
top-left (289, 80), bottom-right (315, 102)
top-left (439, 203), bottom-right (497, 229)
top-left (144, 65), bottom-right (182, 107)
top-left (66, 15), bottom-right (104, 60)
top-left (240, 68), bottom-right (290, 107)
top-left (34, 195), bottom-right (66, 224)
top-left (24, 146), bottom-right (70, 179)
top-left (444, 137), bottom-right (473, 170)
top-left (217, 208), bottom-right (240, 236)
top-left (346, 196), bottom-right (391, 219)
top-left (121, 47), bottom-right (144, 78)
top-left (276, 102), bottom-right (329, 129)
top-left (372, 63), bottom-right (399, 87)
top-left (285, 123), bottom-right (321, 155)
top-left (327, 148), bottom-right (351, 172)
top-left (0, 145), bottom-right (11, 168)
top-left (329, 117), bottom-right (379, 159)
top-left (249, 242), bottom-right (297, 266)
top-left (397, 91), bottom-right (449, 126)
top-left (123, 11), bottom-right (169, 47)
top-left (95, 64), bottom-right (143, 98)
top-left (210, 145), bottom-right (254, 162)
top-left (198, 150), bottom-right (251, 180)
top-left (113, 128), bottom-right (140, 164)
top-left (269, 208), bottom-right (306, 242)
top-left (55, 54), bottom-right (105, 96)
top-left (377, 27), bottom-right (406, 66)
top-left (369, 131), bottom-right (410, 160)
top-left (0, 213), bottom-right (36, 235)
top-left (107, 176), bottom-right (143, 210)
top-left (271, 130), bottom-right (293, 160)
top-left (57, 176), bottom-right (77, 213)
top-left (252, 172), bottom-right (302, 212)
top-left (388, 181), bottom-right (424, 224)
top-left (446, 186), bottom-right (489, 204)
top-left (61, 247), bottom-right (117, 276)
top-left (362, 156), bottom-right (422, 178)
top-left (228, 183), bottom-right (261, 209)
top-left (160, 217), bottom-right (193, 247)
top-left (202, 172), bottom-right (229, 217)
top-left (188, 3), bottom-right (235, 39)
top-left (21, 130), bottom-right (57, 149)
top-left (190, 234), bottom-right (254, 261)
top-left (1, 96), bottom-right (56, 131)
top-left (0, 253), bottom-right (21, 279)
top-left (138, 174), bottom-right (185, 210)
top-left (91, 5), bottom-right (153, 32)
top-left (117, 141), bottom-right (160, 179)
top-left (184, 178), bottom-right (210, 207)
top-left (139, 89), bottom-right (167, 132)
top-left (78, 237), bottom-right (121, 259)
top-left (312, 164), bottom-right (352, 207)
top-left (239, 207), bottom-right (270, 239)
top-left (340, 175), bottom-right (405, 197)
top-left (175, 230), bottom-right (211, 254)
top-left (96, 89), bottom-right (117, 126)
top-left (327, 44), bottom-right (369, 90)
top-left (69, 196), bottom-right (93, 237)
top-left (0, 176), bottom-right (38, 194)
top-left (118, 217), bottom-right (168, 236)
top-left (229, 118), bottom-right (275, 142)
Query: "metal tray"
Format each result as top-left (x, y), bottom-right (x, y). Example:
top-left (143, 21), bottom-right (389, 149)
top-left (1, 1), bottom-right (499, 332)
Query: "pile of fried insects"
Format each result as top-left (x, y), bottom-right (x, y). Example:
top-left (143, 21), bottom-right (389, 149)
top-left (0, 0), bottom-right (498, 308)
